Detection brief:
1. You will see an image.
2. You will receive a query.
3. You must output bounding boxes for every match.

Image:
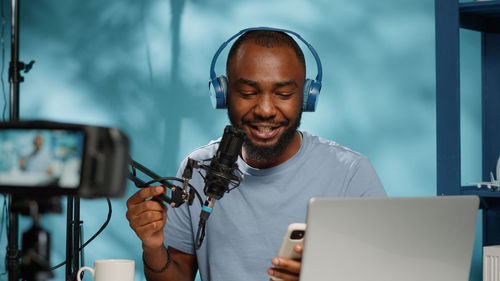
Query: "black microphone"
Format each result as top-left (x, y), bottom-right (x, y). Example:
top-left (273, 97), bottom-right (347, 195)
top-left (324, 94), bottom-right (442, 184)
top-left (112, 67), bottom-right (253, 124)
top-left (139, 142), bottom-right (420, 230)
top-left (195, 125), bottom-right (246, 249)
top-left (204, 125), bottom-right (246, 201)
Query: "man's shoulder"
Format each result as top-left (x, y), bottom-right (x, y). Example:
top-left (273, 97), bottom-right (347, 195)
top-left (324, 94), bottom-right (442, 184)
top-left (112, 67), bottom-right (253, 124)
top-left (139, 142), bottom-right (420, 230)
top-left (185, 138), bottom-right (221, 161)
top-left (303, 131), bottom-right (367, 162)
top-left (302, 131), bottom-right (386, 197)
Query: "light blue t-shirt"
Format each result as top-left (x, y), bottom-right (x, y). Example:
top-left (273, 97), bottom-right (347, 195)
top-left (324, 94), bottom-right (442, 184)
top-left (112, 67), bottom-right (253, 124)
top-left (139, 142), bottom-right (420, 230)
top-left (164, 131), bottom-right (386, 281)
top-left (24, 149), bottom-right (52, 172)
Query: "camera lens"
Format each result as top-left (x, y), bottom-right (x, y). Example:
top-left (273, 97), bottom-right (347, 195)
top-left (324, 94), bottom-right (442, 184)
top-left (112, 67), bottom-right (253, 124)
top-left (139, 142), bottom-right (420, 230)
top-left (290, 230), bottom-right (305, 240)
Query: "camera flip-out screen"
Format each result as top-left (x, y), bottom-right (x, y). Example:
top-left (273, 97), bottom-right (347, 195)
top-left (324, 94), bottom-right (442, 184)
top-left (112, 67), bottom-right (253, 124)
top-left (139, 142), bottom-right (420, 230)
top-left (0, 121), bottom-right (129, 198)
top-left (0, 128), bottom-right (84, 189)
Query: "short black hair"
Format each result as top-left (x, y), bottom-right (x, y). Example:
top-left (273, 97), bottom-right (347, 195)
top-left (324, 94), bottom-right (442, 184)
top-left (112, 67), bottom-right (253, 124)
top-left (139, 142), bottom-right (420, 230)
top-left (226, 30), bottom-right (306, 75)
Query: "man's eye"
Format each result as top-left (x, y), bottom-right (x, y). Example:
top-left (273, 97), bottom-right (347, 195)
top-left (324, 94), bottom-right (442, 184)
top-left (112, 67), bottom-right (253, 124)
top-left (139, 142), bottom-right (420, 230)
top-left (276, 92), bottom-right (294, 98)
top-left (239, 91), bottom-right (256, 96)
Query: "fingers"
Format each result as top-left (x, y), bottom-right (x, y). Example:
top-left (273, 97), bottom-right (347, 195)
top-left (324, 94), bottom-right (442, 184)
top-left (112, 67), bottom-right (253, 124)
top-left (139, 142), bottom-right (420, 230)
top-left (268, 242), bottom-right (304, 280)
top-left (134, 217), bottom-right (166, 235)
top-left (127, 199), bottom-right (165, 218)
top-left (126, 190), bottom-right (167, 225)
top-left (126, 186), bottom-right (166, 222)
top-left (126, 186), bottom-right (169, 248)
top-left (268, 257), bottom-right (301, 281)
top-left (272, 257), bottom-right (301, 273)
top-left (126, 187), bottom-right (167, 227)
top-left (126, 186), bottom-right (165, 206)
top-left (294, 243), bottom-right (303, 255)
top-left (128, 208), bottom-right (165, 228)
top-left (267, 269), bottom-right (299, 281)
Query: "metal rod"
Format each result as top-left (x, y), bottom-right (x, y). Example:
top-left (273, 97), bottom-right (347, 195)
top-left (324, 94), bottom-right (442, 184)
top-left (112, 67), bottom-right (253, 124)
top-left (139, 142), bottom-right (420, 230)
top-left (73, 198), bottom-right (80, 276)
top-left (7, 0), bottom-right (21, 280)
top-left (7, 202), bottom-right (19, 281)
top-left (9, 0), bottom-right (19, 119)
top-left (65, 196), bottom-right (74, 281)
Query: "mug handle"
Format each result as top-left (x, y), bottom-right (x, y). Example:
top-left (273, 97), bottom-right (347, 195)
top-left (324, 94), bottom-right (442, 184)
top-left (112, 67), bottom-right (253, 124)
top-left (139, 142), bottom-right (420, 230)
top-left (77, 266), bottom-right (95, 281)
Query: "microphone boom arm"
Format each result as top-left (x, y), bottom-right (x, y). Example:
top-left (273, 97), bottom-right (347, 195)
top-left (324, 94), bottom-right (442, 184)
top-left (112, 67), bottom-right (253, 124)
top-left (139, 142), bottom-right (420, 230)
top-left (129, 159), bottom-right (200, 207)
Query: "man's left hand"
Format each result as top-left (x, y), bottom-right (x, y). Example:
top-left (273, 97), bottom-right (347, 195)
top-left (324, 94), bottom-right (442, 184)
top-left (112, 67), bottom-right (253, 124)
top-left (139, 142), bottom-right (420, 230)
top-left (268, 243), bottom-right (303, 281)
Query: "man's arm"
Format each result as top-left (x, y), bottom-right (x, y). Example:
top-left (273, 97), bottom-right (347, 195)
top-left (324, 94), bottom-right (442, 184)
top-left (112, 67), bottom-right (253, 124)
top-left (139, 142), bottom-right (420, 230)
top-left (143, 245), bottom-right (198, 281)
top-left (126, 186), bottom-right (198, 281)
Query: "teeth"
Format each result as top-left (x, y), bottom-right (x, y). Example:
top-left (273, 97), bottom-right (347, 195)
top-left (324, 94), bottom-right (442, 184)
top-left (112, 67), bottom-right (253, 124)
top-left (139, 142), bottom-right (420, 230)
top-left (257, 127), bottom-right (272, 133)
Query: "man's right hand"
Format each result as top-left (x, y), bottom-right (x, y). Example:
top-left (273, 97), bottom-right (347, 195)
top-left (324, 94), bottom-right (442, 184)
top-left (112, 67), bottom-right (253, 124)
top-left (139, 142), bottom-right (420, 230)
top-left (126, 186), bottom-right (198, 281)
top-left (126, 186), bottom-right (168, 249)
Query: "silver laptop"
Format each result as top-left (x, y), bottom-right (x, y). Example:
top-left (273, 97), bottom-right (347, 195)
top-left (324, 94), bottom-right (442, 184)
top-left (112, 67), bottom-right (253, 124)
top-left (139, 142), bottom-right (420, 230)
top-left (300, 196), bottom-right (479, 281)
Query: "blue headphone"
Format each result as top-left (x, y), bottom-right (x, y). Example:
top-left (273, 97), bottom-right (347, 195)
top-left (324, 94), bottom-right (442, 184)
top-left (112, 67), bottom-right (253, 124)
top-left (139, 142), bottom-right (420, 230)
top-left (209, 27), bottom-right (323, 112)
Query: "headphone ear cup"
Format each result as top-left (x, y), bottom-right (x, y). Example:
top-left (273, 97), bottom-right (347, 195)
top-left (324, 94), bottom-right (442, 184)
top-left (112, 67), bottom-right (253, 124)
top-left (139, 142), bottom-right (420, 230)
top-left (209, 75), bottom-right (229, 109)
top-left (302, 79), bottom-right (322, 112)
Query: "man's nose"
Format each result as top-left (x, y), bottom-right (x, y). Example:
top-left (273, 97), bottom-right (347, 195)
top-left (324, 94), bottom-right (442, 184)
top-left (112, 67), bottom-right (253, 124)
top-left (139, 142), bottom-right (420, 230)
top-left (253, 93), bottom-right (277, 119)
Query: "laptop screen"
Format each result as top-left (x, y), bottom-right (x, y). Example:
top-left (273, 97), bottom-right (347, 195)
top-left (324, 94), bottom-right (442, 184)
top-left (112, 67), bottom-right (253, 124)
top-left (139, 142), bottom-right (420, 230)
top-left (300, 196), bottom-right (479, 281)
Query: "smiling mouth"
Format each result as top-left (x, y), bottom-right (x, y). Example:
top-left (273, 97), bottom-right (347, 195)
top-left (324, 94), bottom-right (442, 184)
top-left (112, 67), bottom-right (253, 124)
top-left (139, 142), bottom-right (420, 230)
top-left (247, 124), bottom-right (281, 140)
top-left (256, 126), bottom-right (273, 133)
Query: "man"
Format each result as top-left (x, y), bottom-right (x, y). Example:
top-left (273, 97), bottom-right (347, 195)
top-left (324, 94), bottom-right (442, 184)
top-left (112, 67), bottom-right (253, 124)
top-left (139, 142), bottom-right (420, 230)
top-left (19, 134), bottom-right (54, 174)
top-left (126, 29), bottom-right (386, 281)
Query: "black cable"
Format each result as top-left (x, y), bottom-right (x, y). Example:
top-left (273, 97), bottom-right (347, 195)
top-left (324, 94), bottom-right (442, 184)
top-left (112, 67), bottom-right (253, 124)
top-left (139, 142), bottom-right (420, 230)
top-left (79, 225), bottom-right (84, 269)
top-left (191, 186), bottom-right (203, 206)
top-left (49, 198), bottom-right (112, 271)
top-left (129, 160), bottom-right (205, 207)
top-left (1, 0), bottom-right (7, 121)
top-left (79, 198), bottom-right (111, 250)
top-left (139, 177), bottom-right (203, 206)
top-left (139, 176), bottom-right (183, 189)
top-left (195, 219), bottom-right (206, 250)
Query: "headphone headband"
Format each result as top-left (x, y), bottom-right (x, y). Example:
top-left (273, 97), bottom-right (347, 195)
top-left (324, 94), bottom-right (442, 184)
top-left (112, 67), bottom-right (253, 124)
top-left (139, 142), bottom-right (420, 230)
top-left (210, 27), bottom-right (322, 83)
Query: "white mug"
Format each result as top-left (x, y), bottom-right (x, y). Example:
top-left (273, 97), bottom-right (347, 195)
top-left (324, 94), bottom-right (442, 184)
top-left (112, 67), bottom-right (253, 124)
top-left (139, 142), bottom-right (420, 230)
top-left (77, 259), bottom-right (135, 281)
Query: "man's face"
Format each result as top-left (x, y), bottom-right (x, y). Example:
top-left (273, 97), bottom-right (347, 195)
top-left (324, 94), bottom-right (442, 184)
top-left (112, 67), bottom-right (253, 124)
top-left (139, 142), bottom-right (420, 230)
top-left (227, 42), bottom-right (305, 163)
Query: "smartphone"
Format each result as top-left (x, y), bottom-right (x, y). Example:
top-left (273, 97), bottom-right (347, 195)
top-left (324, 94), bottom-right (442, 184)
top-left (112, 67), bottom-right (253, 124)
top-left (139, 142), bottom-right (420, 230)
top-left (271, 223), bottom-right (306, 281)
top-left (277, 223), bottom-right (306, 260)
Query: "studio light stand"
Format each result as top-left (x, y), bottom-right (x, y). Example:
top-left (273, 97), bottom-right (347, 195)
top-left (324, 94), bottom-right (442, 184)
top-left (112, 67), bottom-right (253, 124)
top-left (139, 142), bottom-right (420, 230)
top-left (6, 0), bottom-right (82, 280)
top-left (7, 0), bottom-right (26, 279)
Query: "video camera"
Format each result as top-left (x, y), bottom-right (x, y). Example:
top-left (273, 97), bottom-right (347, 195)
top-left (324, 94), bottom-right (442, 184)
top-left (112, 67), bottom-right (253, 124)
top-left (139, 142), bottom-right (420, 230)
top-left (1, 120), bottom-right (130, 281)
top-left (0, 120), bottom-right (130, 199)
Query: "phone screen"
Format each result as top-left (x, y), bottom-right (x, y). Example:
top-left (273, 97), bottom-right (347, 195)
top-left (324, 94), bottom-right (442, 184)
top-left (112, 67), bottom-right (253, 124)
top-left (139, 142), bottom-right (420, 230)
top-left (0, 128), bottom-right (85, 189)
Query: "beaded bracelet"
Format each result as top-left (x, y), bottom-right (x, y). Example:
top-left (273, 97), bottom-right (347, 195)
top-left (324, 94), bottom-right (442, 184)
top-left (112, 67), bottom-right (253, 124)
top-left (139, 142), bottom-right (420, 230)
top-left (143, 247), bottom-right (171, 273)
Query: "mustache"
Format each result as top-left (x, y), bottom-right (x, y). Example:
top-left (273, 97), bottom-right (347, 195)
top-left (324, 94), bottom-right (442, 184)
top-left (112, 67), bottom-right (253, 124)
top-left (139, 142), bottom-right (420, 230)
top-left (241, 118), bottom-right (289, 126)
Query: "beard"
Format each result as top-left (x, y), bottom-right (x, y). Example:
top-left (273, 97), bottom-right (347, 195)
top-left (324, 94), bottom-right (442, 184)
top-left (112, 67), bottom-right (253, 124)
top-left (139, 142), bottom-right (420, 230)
top-left (228, 106), bottom-right (302, 165)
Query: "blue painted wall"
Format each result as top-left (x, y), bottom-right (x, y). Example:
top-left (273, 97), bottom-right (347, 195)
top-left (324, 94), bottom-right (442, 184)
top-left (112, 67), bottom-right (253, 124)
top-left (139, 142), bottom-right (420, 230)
top-left (0, 0), bottom-right (483, 280)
